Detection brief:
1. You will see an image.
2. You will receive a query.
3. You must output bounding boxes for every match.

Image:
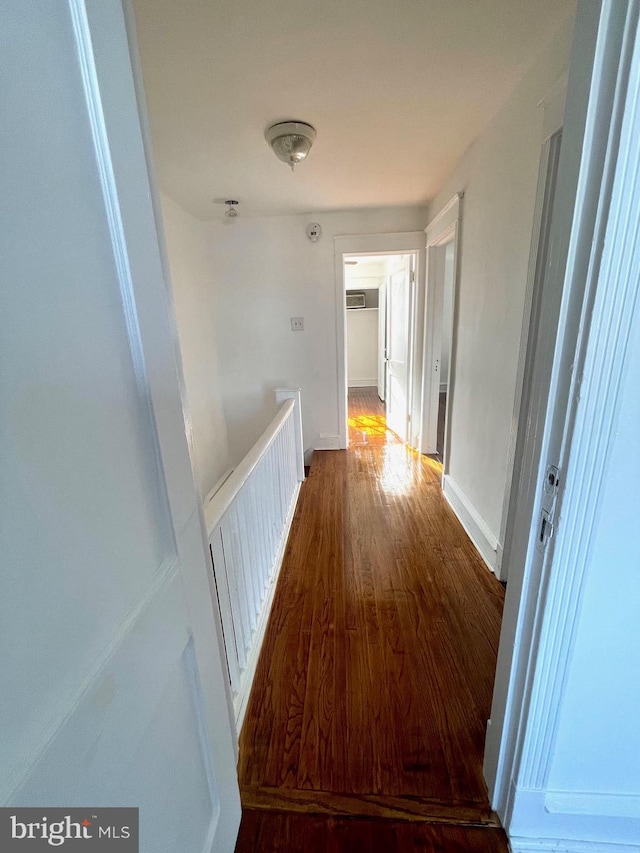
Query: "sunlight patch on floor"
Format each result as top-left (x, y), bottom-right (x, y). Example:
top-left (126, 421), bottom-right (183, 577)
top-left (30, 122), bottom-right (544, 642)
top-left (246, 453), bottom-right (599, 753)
top-left (348, 414), bottom-right (388, 437)
top-left (348, 414), bottom-right (403, 448)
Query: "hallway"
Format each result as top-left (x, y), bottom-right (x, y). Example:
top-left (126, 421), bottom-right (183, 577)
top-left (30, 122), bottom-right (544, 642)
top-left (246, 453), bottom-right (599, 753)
top-left (236, 390), bottom-right (507, 850)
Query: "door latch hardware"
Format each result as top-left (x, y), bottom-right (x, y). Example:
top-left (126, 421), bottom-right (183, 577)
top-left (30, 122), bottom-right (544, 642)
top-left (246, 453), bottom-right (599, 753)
top-left (537, 509), bottom-right (554, 553)
top-left (543, 464), bottom-right (560, 497)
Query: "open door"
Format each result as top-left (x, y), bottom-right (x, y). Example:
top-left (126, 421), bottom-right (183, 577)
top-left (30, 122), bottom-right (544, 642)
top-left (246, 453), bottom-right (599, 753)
top-left (377, 280), bottom-right (387, 401)
top-left (385, 255), bottom-right (413, 441)
top-left (421, 196), bottom-right (461, 459)
top-left (1, 3), bottom-right (241, 851)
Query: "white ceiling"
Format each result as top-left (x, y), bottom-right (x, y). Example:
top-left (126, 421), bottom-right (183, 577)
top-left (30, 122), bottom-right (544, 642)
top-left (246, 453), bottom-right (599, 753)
top-left (133, 0), bottom-right (575, 221)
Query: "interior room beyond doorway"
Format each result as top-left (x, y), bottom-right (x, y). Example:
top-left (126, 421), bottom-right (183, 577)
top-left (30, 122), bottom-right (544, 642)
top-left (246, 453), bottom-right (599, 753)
top-left (344, 253), bottom-right (416, 446)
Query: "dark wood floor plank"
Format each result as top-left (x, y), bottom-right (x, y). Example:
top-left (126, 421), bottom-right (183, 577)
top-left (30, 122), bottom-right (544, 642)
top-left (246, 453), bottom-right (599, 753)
top-left (238, 389), bottom-right (506, 842)
top-left (240, 786), bottom-right (498, 824)
top-left (235, 811), bottom-right (509, 853)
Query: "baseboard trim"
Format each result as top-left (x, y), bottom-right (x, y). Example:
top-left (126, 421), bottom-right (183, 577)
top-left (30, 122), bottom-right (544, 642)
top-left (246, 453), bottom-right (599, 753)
top-left (348, 378), bottom-right (378, 388)
top-left (235, 481), bottom-right (302, 732)
top-left (510, 838), bottom-right (640, 853)
top-left (545, 790), bottom-right (640, 820)
top-left (442, 475), bottom-right (499, 573)
top-left (315, 435), bottom-right (341, 450)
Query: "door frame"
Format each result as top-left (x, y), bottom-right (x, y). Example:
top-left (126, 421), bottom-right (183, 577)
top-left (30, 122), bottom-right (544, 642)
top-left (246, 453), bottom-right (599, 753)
top-left (420, 193), bottom-right (462, 468)
top-left (484, 0), bottom-right (637, 822)
top-left (497, 127), bottom-right (563, 586)
top-left (377, 279), bottom-right (387, 401)
top-left (334, 233), bottom-right (426, 449)
top-left (122, 0), bottom-right (238, 753)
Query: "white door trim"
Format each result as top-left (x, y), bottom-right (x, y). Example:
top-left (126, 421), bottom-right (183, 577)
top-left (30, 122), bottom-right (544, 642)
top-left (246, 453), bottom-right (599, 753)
top-left (334, 232), bottom-right (426, 449)
top-left (508, 0), bottom-right (640, 806)
top-left (496, 72), bottom-right (567, 586)
top-left (497, 123), bottom-right (564, 585)
top-left (486, 0), bottom-right (639, 828)
top-left (121, 0), bottom-right (239, 751)
top-left (420, 193), bottom-right (462, 462)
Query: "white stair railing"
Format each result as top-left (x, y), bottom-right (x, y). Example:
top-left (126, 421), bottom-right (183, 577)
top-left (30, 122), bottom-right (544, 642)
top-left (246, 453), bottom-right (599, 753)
top-left (205, 389), bottom-right (304, 729)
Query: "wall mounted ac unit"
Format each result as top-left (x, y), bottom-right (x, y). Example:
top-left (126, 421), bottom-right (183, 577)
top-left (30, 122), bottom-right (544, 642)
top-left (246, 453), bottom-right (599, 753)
top-left (346, 292), bottom-right (366, 309)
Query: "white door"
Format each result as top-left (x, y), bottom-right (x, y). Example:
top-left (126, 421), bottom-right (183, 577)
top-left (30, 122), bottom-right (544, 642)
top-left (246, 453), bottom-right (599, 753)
top-left (485, 0), bottom-right (635, 811)
top-left (420, 235), bottom-right (456, 458)
top-left (377, 281), bottom-right (387, 401)
top-left (385, 256), bottom-right (413, 441)
top-left (0, 3), bottom-right (240, 852)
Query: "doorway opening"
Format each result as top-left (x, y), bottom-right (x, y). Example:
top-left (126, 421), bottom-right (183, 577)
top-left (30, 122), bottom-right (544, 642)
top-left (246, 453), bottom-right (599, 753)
top-left (334, 232), bottom-right (426, 451)
top-left (431, 240), bottom-right (456, 463)
top-left (344, 252), bottom-right (417, 448)
top-left (420, 195), bottom-right (461, 475)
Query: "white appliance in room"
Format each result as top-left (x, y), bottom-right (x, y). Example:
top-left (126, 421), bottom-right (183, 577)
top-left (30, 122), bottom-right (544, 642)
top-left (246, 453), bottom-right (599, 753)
top-left (346, 292), bottom-right (366, 309)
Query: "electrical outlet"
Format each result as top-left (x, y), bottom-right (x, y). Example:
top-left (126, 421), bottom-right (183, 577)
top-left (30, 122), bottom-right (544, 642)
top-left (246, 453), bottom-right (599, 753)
top-left (290, 317), bottom-right (304, 331)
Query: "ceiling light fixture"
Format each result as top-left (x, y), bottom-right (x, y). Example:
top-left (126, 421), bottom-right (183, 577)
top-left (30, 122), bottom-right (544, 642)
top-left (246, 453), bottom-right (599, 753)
top-left (225, 200), bottom-right (239, 218)
top-left (265, 121), bottom-right (316, 171)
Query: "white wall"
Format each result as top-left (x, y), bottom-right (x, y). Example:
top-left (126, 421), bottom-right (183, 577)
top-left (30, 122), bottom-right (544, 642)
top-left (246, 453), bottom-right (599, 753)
top-left (345, 260), bottom-right (386, 289)
top-left (427, 18), bottom-right (574, 543)
top-left (160, 192), bottom-right (231, 498)
top-left (208, 207), bottom-right (427, 462)
top-left (347, 309), bottom-right (378, 385)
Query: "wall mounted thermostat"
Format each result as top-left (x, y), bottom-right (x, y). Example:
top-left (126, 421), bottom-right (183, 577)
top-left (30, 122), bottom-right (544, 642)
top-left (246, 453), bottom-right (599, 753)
top-left (306, 222), bottom-right (322, 242)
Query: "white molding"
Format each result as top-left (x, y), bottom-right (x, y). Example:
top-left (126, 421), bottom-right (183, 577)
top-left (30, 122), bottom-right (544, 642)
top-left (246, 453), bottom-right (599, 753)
top-left (315, 435), bottom-right (341, 450)
top-left (511, 839), bottom-right (640, 853)
top-left (235, 481), bottom-right (301, 732)
top-left (425, 191), bottom-right (464, 240)
top-left (507, 788), bottom-right (640, 850)
top-left (421, 194), bottom-right (461, 463)
top-left (486, 1), bottom-right (639, 821)
top-left (334, 232), bottom-right (427, 449)
top-left (498, 129), bottom-right (562, 581)
top-left (346, 306), bottom-right (379, 312)
top-left (545, 791), bottom-right (640, 821)
top-left (334, 231), bottom-right (427, 256)
top-left (442, 475), bottom-right (499, 573)
top-left (69, 0), bottom-right (182, 532)
top-left (348, 378), bottom-right (378, 387)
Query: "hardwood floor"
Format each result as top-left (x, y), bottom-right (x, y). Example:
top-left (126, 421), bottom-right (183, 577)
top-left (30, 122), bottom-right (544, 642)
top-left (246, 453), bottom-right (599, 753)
top-left (347, 385), bottom-right (398, 447)
top-left (236, 811), bottom-right (509, 852)
top-left (236, 388), bottom-right (507, 850)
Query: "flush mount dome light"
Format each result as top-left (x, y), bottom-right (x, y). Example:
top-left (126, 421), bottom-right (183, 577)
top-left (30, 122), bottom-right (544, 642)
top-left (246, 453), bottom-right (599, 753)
top-left (265, 121), bottom-right (316, 171)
